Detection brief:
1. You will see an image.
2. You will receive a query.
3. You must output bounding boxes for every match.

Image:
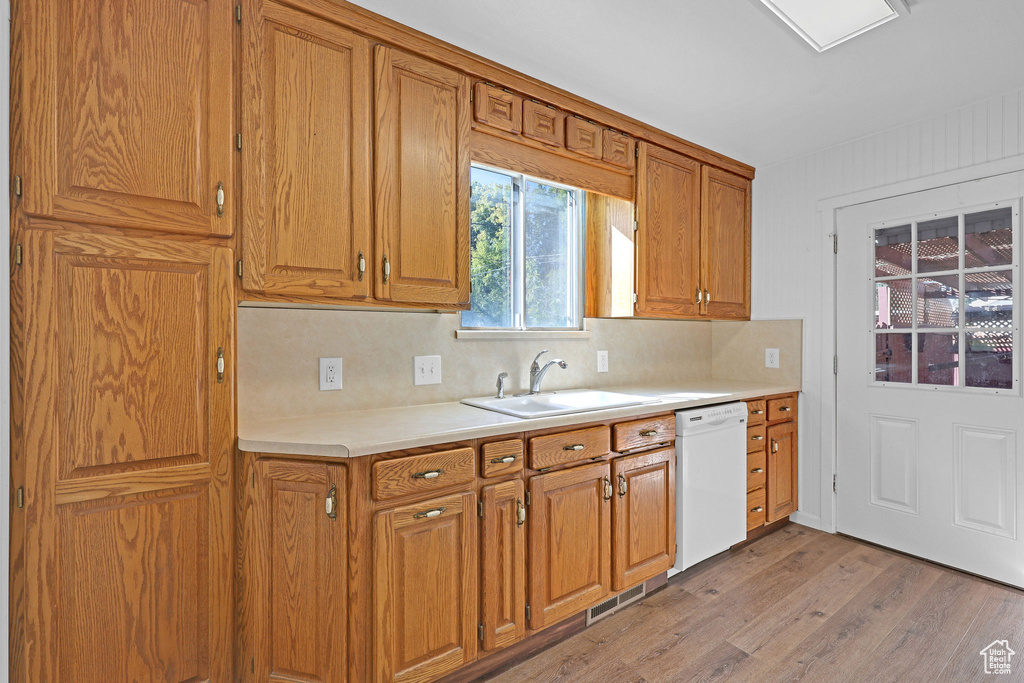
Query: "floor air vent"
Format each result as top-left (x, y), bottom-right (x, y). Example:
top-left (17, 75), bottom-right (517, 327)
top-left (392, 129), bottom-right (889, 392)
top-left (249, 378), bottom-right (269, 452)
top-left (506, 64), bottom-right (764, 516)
top-left (585, 583), bottom-right (646, 625)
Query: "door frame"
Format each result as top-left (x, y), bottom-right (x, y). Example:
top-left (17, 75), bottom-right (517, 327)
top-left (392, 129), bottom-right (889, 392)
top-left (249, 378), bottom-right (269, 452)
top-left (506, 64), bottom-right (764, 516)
top-left (817, 153), bottom-right (1024, 534)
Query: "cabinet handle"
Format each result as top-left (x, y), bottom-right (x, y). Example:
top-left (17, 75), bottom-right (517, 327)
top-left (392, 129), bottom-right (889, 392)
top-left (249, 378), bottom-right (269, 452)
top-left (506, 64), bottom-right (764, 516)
top-left (382, 256), bottom-right (390, 284)
top-left (413, 469), bottom-right (444, 479)
top-left (750, 506), bottom-right (764, 513)
top-left (751, 434), bottom-right (764, 441)
top-left (618, 474), bottom-right (627, 497)
top-left (357, 251), bottom-right (366, 281)
top-left (563, 444), bottom-right (585, 451)
top-left (751, 468), bottom-right (764, 474)
top-left (414, 507), bottom-right (446, 519)
top-left (639, 430), bottom-right (658, 437)
top-left (491, 455), bottom-right (517, 464)
top-left (705, 289), bottom-right (711, 305)
top-left (603, 477), bottom-right (613, 501)
top-left (216, 181), bottom-right (225, 217)
top-left (779, 406), bottom-right (792, 412)
top-left (695, 287), bottom-right (703, 305)
top-left (516, 498), bottom-right (526, 527)
top-left (326, 484), bottom-right (338, 520)
top-left (751, 409), bottom-right (764, 415)
top-left (771, 440), bottom-right (779, 453)
top-left (216, 347), bottom-right (225, 383)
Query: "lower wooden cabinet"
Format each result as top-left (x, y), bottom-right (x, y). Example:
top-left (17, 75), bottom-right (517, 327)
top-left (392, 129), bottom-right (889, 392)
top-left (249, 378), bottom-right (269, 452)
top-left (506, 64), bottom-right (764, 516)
top-left (374, 492), bottom-right (478, 682)
top-left (611, 448), bottom-right (676, 591)
top-left (527, 462), bottom-right (612, 630)
top-left (480, 480), bottom-right (527, 652)
top-left (744, 393), bottom-right (799, 534)
top-left (767, 421), bottom-right (798, 522)
top-left (245, 459), bottom-right (349, 682)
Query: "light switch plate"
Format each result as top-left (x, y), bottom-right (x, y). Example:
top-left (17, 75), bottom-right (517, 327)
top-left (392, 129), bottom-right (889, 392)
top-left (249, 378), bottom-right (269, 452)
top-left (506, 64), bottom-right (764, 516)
top-left (597, 350), bottom-right (609, 373)
top-left (765, 348), bottom-right (780, 369)
top-left (414, 355), bottom-right (442, 385)
top-left (319, 357), bottom-right (342, 390)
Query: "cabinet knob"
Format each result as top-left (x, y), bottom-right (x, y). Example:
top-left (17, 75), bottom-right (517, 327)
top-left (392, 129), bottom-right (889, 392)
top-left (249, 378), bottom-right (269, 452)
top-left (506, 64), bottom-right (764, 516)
top-left (563, 444), bottom-right (585, 451)
top-left (779, 406), bottom-right (792, 412)
top-left (750, 468), bottom-right (764, 474)
top-left (751, 409), bottom-right (764, 415)
top-left (491, 455), bottom-right (517, 464)
top-left (751, 434), bottom-right (763, 441)
top-left (750, 506), bottom-right (764, 513)
top-left (639, 430), bottom-right (658, 437)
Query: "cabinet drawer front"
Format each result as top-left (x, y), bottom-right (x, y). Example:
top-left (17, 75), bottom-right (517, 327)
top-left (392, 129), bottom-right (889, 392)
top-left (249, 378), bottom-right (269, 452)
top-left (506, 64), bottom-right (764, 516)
top-left (602, 129), bottom-right (635, 169)
top-left (565, 117), bottom-right (603, 159)
top-left (747, 488), bottom-right (766, 531)
top-left (373, 447), bottom-right (476, 500)
top-left (747, 451), bottom-right (766, 492)
top-left (473, 82), bottom-right (522, 134)
top-left (522, 100), bottom-right (565, 147)
top-left (746, 400), bottom-right (766, 425)
top-left (613, 415), bottom-right (675, 452)
top-left (481, 439), bottom-right (524, 478)
top-left (746, 424), bottom-right (767, 453)
top-left (768, 396), bottom-right (797, 422)
top-left (529, 426), bottom-right (611, 470)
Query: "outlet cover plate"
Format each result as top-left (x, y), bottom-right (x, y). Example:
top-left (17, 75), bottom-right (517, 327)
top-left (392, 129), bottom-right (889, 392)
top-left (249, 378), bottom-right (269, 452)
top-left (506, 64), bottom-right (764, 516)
top-left (597, 350), bottom-right (609, 373)
top-left (765, 348), bottom-right (780, 369)
top-left (414, 355), bottom-right (442, 386)
top-left (319, 357), bottom-right (342, 390)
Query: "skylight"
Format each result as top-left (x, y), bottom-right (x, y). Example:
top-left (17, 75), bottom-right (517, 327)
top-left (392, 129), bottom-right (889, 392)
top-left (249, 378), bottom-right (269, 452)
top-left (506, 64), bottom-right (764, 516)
top-left (760, 0), bottom-right (906, 52)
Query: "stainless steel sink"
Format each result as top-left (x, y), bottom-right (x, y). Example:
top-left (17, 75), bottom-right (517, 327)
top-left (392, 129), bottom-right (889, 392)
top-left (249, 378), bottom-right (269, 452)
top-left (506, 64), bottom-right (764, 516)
top-left (461, 389), bottom-right (660, 418)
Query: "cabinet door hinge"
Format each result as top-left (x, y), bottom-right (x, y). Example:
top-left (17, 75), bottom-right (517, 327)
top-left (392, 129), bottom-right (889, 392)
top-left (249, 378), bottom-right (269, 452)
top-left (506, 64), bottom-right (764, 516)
top-left (478, 500), bottom-right (484, 517)
top-left (14, 243), bottom-right (22, 266)
top-left (525, 491), bottom-right (531, 506)
top-left (236, 259), bottom-right (243, 279)
top-left (13, 175), bottom-right (22, 197)
top-left (525, 603), bottom-right (531, 620)
top-left (15, 486), bottom-right (24, 509)
top-left (251, 468), bottom-right (255, 488)
top-left (634, 145), bottom-right (639, 158)
top-left (833, 474), bottom-right (837, 493)
top-left (832, 233), bottom-right (838, 254)
top-left (236, 132), bottom-right (242, 151)
top-left (833, 355), bottom-right (838, 375)
top-left (632, 292), bottom-right (638, 304)
top-left (250, 657), bottom-right (255, 673)
top-left (633, 219), bottom-right (638, 232)
top-left (235, 4), bottom-right (242, 23)
top-left (478, 623), bottom-right (484, 641)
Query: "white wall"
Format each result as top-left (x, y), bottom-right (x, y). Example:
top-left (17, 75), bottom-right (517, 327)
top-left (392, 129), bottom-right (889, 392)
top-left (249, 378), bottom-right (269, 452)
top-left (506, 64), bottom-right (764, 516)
top-left (753, 85), bottom-right (1024, 531)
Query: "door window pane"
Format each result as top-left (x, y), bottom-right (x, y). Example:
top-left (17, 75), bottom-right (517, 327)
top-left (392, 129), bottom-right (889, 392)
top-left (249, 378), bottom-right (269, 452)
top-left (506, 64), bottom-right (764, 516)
top-left (965, 207), bottom-right (1013, 268)
top-left (917, 216), bottom-right (959, 273)
top-left (875, 224), bottom-right (912, 277)
top-left (966, 331), bottom-right (1013, 389)
top-left (965, 271), bottom-right (1013, 327)
top-left (875, 280), bottom-right (913, 329)
top-left (524, 180), bottom-right (574, 328)
top-left (875, 333), bottom-right (912, 383)
top-left (917, 275), bottom-right (959, 328)
top-left (464, 168), bottom-right (514, 328)
top-left (918, 332), bottom-right (959, 386)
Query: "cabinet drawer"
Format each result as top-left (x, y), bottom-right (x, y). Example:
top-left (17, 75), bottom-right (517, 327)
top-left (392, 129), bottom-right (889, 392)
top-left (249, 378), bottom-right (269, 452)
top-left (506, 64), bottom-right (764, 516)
top-left (522, 99), bottom-right (565, 147)
top-left (565, 117), bottom-right (603, 159)
top-left (473, 82), bottom-right (521, 134)
top-left (480, 439), bottom-right (524, 478)
top-left (768, 396), bottom-right (797, 422)
top-left (373, 447), bottom-right (476, 501)
top-left (529, 426), bottom-right (610, 470)
top-left (746, 424), bottom-right (766, 453)
top-left (612, 414), bottom-right (675, 452)
top-left (746, 400), bottom-right (766, 425)
top-left (747, 488), bottom-right (766, 531)
top-left (747, 451), bottom-right (766, 492)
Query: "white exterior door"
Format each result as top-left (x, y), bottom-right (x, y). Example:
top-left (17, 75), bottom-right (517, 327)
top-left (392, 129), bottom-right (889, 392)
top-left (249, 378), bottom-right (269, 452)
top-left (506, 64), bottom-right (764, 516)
top-left (836, 172), bottom-right (1024, 587)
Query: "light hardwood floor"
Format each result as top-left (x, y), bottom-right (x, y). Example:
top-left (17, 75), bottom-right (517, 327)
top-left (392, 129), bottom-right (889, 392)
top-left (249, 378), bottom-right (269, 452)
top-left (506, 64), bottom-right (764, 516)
top-left (484, 524), bottom-right (1024, 682)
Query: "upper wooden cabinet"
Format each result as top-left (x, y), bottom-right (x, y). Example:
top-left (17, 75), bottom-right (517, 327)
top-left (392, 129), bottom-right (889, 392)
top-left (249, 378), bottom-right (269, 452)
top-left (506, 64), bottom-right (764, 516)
top-left (635, 142), bottom-right (702, 318)
top-left (374, 46), bottom-right (471, 307)
top-left (15, 0), bottom-right (235, 235)
top-left (13, 229), bottom-right (235, 681)
top-left (241, 1), bottom-right (373, 299)
top-left (701, 166), bottom-right (751, 319)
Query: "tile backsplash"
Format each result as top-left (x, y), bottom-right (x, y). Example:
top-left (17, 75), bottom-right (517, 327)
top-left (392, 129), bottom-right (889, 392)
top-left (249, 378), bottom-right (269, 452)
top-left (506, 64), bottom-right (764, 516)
top-left (238, 307), bottom-right (802, 422)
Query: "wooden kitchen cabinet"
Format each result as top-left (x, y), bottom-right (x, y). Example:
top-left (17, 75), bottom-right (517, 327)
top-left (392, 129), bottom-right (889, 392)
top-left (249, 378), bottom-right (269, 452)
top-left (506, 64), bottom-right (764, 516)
top-left (241, 1), bottom-right (373, 299)
top-left (700, 166), bottom-right (751, 319)
top-left (15, 0), bottom-right (235, 235)
top-left (527, 462), bottom-right (612, 630)
top-left (611, 448), bottom-right (676, 590)
top-left (244, 459), bottom-right (348, 682)
top-left (12, 229), bottom-right (235, 681)
top-left (374, 46), bottom-right (471, 307)
top-left (767, 420), bottom-right (798, 522)
top-left (480, 480), bottom-right (527, 652)
top-left (635, 142), bottom-right (702, 318)
top-left (374, 491), bottom-right (478, 682)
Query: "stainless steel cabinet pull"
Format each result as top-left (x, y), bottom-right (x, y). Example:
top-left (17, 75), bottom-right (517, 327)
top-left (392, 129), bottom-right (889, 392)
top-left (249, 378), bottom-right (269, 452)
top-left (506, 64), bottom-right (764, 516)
top-left (382, 256), bottom-right (391, 284)
top-left (413, 469), bottom-right (444, 479)
top-left (357, 251), bottom-right (366, 281)
top-left (771, 440), bottom-right (779, 453)
top-left (216, 182), bottom-right (225, 217)
top-left (779, 406), bottom-right (792, 412)
top-left (750, 506), bottom-right (764, 513)
top-left (516, 498), bottom-right (526, 527)
top-left (414, 507), bottom-right (446, 519)
top-left (695, 287), bottom-right (703, 305)
top-left (326, 484), bottom-right (338, 519)
top-left (563, 444), bottom-right (585, 451)
top-left (603, 477), bottom-right (613, 500)
top-left (639, 430), bottom-right (658, 437)
top-left (618, 474), bottom-right (627, 497)
top-left (751, 435), bottom-right (764, 441)
top-left (491, 456), bottom-right (517, 464)
top-left (751, 468), bottom-right (764, 474)
top-left (216, 347), bottom-right (225, 383)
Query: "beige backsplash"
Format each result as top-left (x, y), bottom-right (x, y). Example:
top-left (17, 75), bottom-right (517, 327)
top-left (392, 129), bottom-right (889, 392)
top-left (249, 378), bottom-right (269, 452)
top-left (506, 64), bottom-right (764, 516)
top-left (238, 307), bottom-right (802, 422)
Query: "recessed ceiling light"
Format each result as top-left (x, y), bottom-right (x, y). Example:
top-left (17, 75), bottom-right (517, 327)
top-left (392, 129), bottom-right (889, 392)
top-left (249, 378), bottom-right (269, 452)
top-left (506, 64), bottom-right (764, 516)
top-left (760, 0), bottom-right (908, 52)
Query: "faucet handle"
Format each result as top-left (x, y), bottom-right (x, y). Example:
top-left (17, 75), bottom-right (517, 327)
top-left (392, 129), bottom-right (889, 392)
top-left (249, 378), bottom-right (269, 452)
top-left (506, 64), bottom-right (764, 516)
top-left (530, 350), bottom-right (549, 369)
top-left (496, 372), bottom-right (509, 399)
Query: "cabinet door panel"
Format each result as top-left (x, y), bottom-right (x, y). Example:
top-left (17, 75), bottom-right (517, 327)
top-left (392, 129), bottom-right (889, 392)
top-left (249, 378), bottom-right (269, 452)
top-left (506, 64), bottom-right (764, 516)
top-left (17, 0), bottom-right (234, 235)
top-left (767, 421), bottom-right (798, 522)
top-left (701, 166), bottom-right (751, 319)
top-left (528, 462), bottom-right (611, 630)
top-left (635, 143), bottom-right (701, 318)
top-left (242, 2), bottom-right (372, 298)
top-left (612, 448), bottom-right (676, 590)
top-left (481, 480), bottom-right (526, 652)
top-left (374, 492), bottom-right (477, 682)
top-left (374, 46), bottom-right (471, 306)
top-left (18, 229), bottom-right (234, 681)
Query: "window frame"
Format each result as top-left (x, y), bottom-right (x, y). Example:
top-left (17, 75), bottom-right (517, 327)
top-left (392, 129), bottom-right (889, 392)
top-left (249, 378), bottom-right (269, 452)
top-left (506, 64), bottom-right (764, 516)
top-left (869, 198), bottom-right (1021, 395)
top-left (461, 163), bottom-right (586, 332)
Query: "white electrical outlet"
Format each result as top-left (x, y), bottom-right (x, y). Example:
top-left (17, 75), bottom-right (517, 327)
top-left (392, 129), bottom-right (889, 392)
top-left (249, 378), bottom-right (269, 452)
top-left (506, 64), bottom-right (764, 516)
top-left (765, 348), bottom-right (780, 369)
top-left (319, 357), bottom-right (342, 390)
top-left (414, 355), bottom-right (442, 386)
top-left (597, 350), bottom-right (609, 373)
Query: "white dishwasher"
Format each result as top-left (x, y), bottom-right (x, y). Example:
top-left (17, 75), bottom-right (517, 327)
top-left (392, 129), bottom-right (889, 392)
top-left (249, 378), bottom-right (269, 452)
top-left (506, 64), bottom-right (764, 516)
top-left (670, 402), bottom-right (748, 574)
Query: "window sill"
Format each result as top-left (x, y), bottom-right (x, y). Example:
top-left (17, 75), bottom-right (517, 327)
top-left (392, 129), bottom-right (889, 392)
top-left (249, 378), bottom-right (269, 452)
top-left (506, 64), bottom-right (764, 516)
top-left (455, 328), bottom-right (593, 341)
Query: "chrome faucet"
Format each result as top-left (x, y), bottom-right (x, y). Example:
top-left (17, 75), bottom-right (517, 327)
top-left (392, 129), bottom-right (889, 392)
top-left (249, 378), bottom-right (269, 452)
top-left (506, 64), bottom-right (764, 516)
top-left (495, 372), bottom-right (509, 399)
top-left (529, 350), bottom-right (568, 395)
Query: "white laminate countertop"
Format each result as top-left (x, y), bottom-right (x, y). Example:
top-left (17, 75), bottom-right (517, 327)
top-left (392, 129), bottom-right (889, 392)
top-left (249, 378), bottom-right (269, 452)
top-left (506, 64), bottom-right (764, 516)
top-left (237, 379), bottom-right (801, 458)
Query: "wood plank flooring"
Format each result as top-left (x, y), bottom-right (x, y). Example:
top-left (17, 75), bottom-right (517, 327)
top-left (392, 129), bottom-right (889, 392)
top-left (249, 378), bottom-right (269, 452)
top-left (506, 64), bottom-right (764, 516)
top-left (483, 524), bottom-right (1024, 682)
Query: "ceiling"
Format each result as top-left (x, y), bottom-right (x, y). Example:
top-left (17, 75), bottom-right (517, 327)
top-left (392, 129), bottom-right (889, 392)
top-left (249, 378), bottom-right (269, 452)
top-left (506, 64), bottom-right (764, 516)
top-left (348, 0), bottom-right (1024, 168)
